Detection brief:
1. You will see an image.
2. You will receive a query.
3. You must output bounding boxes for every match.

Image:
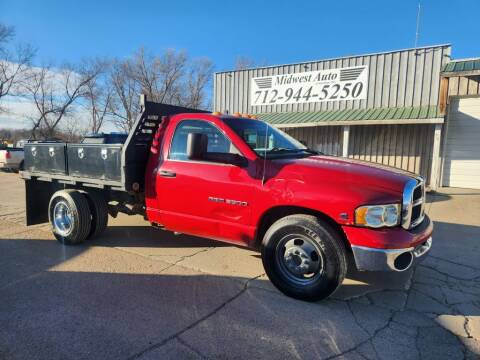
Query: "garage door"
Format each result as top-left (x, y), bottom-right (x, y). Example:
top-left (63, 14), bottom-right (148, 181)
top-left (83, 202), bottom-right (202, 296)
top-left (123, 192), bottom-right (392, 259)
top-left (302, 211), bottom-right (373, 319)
top-left (442, 97), bottom-right (480, 189)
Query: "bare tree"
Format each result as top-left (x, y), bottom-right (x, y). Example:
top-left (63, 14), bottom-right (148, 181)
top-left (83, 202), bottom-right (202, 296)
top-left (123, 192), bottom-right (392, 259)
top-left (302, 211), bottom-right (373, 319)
top-left (128, 48), bottom-right (187, 103)
top-left (0, 128), bottom-right (12, 142)
top-left (234, 56), bottom-right (268, 70)
top-left (62, 116), bottom-right (86, 142)
top-left (0, 127), bottom-right (31, 145)
top-left (0, 23), bottom-right (35, 112)
top-left (0, 24), bottom-right (14, 46)
top-left (81, 59), bottom-right (112, 133)
top-left (182, 58), bottom-right (213, 108)
top-left (107, 48), bottom-right (213, 131)
top-left (108, 59), bottom-right (141, 132)
top-left (155, 49), bottom-right (187, 104)
top-left (107, 49), bottom-right (187, 132)
top-left (22, 63), bottom-right (101, 139)
top-left (129, 48), bottom-right (161, 101)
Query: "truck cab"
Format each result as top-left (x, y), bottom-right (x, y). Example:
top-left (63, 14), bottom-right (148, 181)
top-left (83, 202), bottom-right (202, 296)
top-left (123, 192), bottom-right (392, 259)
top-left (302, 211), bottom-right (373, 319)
top-left (21, 96), bottom-right (433, 301)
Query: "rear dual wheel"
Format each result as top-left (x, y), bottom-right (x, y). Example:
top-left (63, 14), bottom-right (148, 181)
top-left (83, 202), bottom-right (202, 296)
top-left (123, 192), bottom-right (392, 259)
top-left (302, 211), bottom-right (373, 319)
top-left (48, 190), bottom-right (108, 245)
top-left (261, 214), bottom-right (347, 301)
top-left (82, 190), bottom-right (108, 239)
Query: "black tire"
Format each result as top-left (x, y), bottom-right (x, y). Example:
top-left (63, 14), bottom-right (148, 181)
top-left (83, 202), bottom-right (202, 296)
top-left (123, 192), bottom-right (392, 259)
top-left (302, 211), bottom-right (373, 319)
top-left (48, 190), bottom-right (92, 245)
top-left (261, 214), bottom-right (347, 301)
top-left (82, 190), bottom-right (108, 239)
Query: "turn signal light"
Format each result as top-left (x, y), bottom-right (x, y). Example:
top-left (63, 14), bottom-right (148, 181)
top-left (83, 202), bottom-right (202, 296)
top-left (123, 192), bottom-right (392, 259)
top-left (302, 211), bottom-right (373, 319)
top-left (211, 111), bottom-right (222, 116)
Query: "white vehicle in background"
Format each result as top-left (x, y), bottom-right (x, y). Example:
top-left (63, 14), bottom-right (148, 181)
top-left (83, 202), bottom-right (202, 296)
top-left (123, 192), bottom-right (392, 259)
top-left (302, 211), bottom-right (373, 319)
top-left (0, 146), bottom-right (24, 172)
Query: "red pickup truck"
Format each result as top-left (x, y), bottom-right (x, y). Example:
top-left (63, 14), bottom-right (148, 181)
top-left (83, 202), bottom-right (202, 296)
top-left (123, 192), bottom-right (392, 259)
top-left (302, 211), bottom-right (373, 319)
top-left (22, 95), bottom-right (433, 301)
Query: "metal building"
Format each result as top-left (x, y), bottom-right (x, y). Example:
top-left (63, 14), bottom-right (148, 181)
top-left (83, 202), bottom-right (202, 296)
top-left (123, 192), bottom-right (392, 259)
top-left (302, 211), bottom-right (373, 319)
top-left (438, 59), bottom-right (480, 189)
top-left (213, 44), bottom-right (465, 189)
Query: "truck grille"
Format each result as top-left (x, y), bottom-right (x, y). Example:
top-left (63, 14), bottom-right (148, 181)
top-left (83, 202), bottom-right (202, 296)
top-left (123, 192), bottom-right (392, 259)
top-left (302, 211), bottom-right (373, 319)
top-left (402, 178), bottom-right (426, 229)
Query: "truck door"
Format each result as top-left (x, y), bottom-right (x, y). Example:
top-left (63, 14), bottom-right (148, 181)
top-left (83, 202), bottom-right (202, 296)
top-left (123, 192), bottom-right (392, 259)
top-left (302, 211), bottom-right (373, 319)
top-left (155, 119), bottom-right (255, 245)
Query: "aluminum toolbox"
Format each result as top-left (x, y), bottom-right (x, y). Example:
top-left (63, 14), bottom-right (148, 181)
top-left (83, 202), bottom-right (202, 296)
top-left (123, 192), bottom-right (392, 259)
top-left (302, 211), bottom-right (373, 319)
top-left (67, 144), bottom-right (122, 182)
top-left (24, 143), bottom-right (67, 175)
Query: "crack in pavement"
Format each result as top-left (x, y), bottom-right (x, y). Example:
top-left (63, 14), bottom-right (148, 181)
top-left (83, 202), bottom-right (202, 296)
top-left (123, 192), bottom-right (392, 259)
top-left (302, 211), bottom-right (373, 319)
top-left (108, 245), bottom-right (216, 275)
top-left (420, 264), bottom-right (480, 282)
top-left (324, 268), bottom-right (419, 360)
top-left (344, 301), bottom-right (383, 359)
top-left (150, 246), bottom-right (216, 274)
top-left (326, 262), bottom-right (480, 360)
top-left (176, 336), bottom-right (209, 360)
top-left (323, 307), bottom-right (398, 360)
top-left (428, 255), bottom-right (480, 272)
top-left (127, 274), bottom-right (265, 360)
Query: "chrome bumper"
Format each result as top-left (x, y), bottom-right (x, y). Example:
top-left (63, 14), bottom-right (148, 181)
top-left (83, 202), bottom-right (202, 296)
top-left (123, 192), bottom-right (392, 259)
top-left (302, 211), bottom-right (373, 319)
top-left (352, 237), bottom-right (432, 272)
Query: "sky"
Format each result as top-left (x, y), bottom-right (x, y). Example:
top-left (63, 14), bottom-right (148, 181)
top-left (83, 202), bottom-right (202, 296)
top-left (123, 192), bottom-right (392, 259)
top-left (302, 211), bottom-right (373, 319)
top-left (1, 0), bottom-right (480, 130)
top-left (1, 0), bottom-right (480, 70)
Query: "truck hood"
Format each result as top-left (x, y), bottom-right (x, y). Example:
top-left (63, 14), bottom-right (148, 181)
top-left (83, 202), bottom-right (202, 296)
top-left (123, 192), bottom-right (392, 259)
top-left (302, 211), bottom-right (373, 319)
top-left (270, 155), bottom-right (415, 195)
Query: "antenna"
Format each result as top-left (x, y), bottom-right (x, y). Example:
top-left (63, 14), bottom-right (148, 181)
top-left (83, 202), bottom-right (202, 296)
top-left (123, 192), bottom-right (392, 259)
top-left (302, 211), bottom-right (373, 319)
top-left (414, 2), bottom-right (421, 49)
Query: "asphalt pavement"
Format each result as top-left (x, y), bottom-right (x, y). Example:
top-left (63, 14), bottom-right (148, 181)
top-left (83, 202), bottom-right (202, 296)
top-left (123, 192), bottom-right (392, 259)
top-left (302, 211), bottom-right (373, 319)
top-left (0, 170), bottom-right (479, 359)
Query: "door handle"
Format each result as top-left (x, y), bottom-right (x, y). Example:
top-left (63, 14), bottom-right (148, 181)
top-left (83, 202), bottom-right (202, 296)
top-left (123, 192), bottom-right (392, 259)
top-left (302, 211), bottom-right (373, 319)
top-left (159, 170), bottom-right (176, 178)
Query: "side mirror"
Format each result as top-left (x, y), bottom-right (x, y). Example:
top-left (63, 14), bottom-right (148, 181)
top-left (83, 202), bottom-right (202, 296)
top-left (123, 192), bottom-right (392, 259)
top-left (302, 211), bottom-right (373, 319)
top-left (186, 133), bottom-right (208, 160)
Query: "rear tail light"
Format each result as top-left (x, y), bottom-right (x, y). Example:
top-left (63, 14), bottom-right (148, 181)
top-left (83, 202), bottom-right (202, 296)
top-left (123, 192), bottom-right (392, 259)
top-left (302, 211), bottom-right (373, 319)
top-left (5, 151), bottom-right (11, 159)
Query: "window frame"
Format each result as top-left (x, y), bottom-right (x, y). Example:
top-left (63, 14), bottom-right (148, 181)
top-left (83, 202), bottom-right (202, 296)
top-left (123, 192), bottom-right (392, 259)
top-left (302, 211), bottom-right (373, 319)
top-left (167, 119), bottom-right (242, 165)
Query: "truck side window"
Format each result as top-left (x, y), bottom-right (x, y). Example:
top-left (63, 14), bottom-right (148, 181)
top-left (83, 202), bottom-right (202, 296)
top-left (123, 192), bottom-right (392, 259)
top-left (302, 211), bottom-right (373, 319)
top-left (169, 120), bottom-right (239, 161)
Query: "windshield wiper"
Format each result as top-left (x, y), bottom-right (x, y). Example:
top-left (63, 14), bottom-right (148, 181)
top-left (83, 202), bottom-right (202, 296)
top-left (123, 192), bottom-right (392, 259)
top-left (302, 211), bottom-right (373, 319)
top-left (264, 147), bottom-right (323, 156)
top-left (302, 148), bottom-right (322, 155)
top-left (267, 147), bottom-right (298, 153)
top-left (273, 148), bottom-right (322, 155)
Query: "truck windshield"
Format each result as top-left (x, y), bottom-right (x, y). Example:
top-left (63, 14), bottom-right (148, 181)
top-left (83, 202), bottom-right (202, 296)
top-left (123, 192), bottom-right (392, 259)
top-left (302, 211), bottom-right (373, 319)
top-left (222, 117), bottom-right (317, 158)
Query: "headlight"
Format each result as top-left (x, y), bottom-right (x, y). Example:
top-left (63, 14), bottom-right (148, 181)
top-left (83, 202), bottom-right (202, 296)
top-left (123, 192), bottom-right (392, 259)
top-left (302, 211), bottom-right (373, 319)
top-left (355, 204), bottom-right (401, 228)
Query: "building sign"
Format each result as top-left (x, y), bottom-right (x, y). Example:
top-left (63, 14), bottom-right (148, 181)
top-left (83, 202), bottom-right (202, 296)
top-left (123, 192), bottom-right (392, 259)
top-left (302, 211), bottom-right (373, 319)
top-left (250, 65), bottom-right (368, 106)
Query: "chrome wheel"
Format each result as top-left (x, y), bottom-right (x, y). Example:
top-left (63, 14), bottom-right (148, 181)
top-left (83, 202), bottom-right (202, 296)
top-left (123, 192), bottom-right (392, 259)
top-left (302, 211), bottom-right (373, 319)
top-left (53, 201), bottom-right (73, 236)
top-left (276, 234), bottom-right (324, 285)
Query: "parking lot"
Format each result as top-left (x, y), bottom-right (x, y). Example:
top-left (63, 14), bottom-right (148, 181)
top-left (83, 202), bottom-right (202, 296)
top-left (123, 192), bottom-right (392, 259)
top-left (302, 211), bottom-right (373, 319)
top-left (0, 170), bottom-right (479, 359)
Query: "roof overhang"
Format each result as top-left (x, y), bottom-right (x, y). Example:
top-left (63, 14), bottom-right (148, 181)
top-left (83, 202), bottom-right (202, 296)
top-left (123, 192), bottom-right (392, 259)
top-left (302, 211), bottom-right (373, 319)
top-left (259, 106), bottom-right (444, 128)
top-left (441, 58), bottom-right (480, 77)
top-left (441, 70), bottom-right (480, 78)
top-left (274, 118), bottom-right (444, 128)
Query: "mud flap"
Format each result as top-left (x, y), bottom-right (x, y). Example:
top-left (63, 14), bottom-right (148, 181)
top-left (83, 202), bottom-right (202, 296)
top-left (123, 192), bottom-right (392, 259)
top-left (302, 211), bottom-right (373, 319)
top-left (25, 179), bottom-right (60, 226)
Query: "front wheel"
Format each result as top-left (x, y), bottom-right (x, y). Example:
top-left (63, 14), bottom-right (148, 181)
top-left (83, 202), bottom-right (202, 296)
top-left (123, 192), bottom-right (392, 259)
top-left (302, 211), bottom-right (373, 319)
top-left (261, 214), bottom-right (347, 301)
